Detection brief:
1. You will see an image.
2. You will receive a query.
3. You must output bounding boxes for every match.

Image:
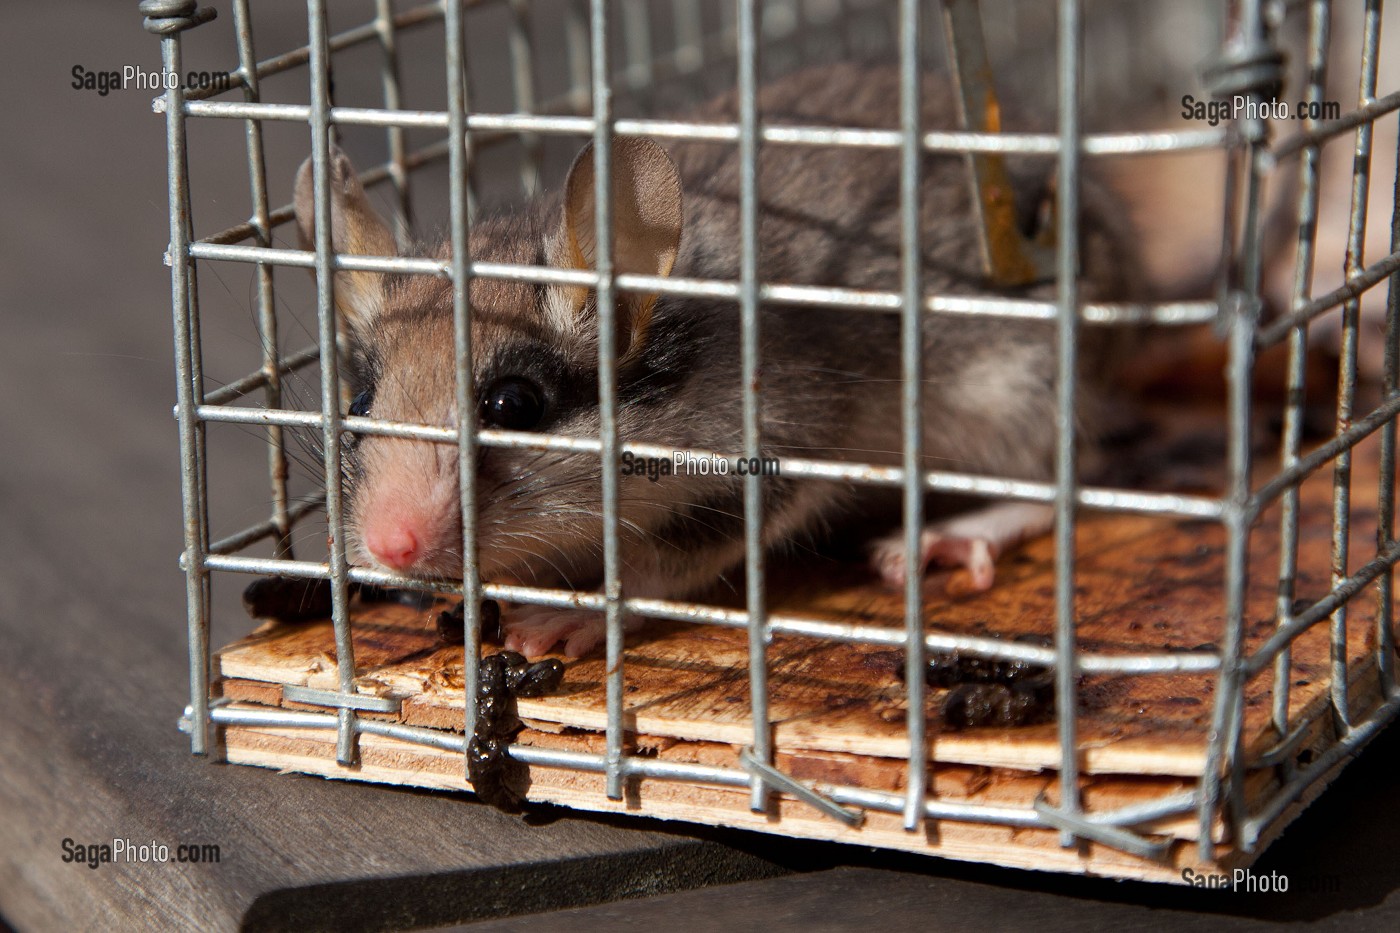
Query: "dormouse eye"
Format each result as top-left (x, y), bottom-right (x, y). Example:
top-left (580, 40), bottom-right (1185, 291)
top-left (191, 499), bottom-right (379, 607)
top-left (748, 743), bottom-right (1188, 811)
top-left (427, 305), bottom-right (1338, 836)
top-left (481, 377), bottom-right (544, 430)
top-left (349, 389), bottom-right (374, 418)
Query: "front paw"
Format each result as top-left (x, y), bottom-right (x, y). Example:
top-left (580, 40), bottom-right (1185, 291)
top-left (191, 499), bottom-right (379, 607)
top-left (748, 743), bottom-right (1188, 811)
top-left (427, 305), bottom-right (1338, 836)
top-left (501, 605), bottom-right (607, 658)
top-left (869, 503), bottom-right (1055, 594)
top-left (869, 528), bottom-right (997, 592)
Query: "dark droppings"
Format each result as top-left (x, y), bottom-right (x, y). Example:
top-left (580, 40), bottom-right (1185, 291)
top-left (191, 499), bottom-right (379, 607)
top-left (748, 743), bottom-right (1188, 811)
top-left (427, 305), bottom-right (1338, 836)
top-left (467, 650), bottom-right (568, 812)
top-left (498, 650), bottom-right (565, 697)
top-left (436, 599), bottom-right (503, 645)
top-left (901, 634), bottom-right (1062, 730)
top-left (922, 635), bottom-right (1054, 689)
top-left (241, 576), bottom-right (333, 622)
top-left (243, 577), bottom-right (450, 623)
top-left (942, 674), bottom-right (1056, 730)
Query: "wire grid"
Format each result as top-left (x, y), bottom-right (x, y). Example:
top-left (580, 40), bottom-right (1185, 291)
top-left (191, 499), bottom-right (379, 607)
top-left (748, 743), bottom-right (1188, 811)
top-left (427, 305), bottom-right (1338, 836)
top-left (145, 0), bottom-right (1400, 866)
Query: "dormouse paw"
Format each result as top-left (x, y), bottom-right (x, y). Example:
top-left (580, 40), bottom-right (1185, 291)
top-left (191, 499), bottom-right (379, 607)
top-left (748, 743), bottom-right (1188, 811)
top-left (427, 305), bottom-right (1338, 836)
top-left (501, 605), bottom-right (607, 658)
top-left (869, 503), bottom-right (1056, 593)
top-left (870, 529), bottom-right (998, 592)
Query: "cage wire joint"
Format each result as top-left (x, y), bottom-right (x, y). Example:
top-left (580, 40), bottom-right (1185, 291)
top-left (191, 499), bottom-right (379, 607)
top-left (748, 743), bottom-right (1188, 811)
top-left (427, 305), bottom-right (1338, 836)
top-left (738, 747), bottom-right (866, 828)
top-left (141, 0), bottom-right (216, 36)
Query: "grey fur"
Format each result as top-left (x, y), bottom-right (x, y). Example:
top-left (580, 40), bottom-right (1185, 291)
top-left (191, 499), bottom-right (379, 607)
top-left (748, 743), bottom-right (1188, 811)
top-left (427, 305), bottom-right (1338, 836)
top-left (295, 64), bottom-right (1143, 650)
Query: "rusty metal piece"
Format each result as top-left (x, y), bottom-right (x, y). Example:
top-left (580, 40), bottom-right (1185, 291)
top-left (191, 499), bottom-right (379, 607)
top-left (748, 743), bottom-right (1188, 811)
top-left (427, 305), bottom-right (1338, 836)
top-left (940, 0), bottom-right (1056, 287)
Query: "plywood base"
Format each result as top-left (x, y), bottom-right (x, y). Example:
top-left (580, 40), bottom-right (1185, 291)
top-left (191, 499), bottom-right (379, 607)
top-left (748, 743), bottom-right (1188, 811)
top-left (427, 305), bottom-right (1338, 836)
top-left (207, 426), bottom-right (1398, 883)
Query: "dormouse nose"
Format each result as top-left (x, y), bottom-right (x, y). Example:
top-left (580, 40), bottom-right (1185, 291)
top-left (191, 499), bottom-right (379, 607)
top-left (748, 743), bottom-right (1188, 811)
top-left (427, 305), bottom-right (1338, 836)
top-left (364, 520), bottom-right (422, 571)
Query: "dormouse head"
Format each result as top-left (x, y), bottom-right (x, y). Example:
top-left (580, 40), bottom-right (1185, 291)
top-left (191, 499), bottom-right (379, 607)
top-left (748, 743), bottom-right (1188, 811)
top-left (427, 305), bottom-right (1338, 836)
top-left (293, 140), bottom-right (684, 580)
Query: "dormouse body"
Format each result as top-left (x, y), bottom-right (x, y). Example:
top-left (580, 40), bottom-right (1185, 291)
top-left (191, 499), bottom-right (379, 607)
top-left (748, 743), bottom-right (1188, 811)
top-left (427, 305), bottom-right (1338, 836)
top-left (294, 64), bottom-right (1142, 657)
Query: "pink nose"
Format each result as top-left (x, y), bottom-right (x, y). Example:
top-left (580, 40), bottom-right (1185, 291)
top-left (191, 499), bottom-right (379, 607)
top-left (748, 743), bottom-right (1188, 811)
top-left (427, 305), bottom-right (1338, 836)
top-left (364, 521), bottom-right (421, 570)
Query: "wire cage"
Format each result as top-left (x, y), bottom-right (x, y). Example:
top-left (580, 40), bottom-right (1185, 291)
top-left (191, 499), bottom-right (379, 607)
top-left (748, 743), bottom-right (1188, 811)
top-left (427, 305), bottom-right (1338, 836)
top-left (147, 0), bottom-right (1400, 883)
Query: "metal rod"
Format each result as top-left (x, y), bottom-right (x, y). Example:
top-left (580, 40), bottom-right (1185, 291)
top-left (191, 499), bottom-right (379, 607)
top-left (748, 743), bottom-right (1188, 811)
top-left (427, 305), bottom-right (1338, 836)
top-left (1272, 0), bottom-right (1330, 743)
top-left (589, 0), bottom-right (627, 803)
top-left (208, 498), bottom-right (323, 555)
top-left (307, 0), bottom-right (358, 766)
top-left (374, 0), bottom-right (413, 248)
top-left (1048, 0), bottom-right (1085, 850)
top-left (1258, 246), bottom-right (1400, 345)
top-left (1240, 692), bottom-right (1400, 848)
top-left (186, 244), bottom-right (1217, 324)
top-left (1199, 0), bottom-right (1272, 858)
top-left (186, 240), bottom-right (1220, 325)
top-left (1326, 0), bottom-right (1383, 732)
top-left (162, 20), bottom-right (210, 757)
top-left (182, 97), bottom-right (1227, 157)
top-left (1380, 65), bottom-right (1400, 698)
top-left (621, 0), bottom-right (655, 99)
top-left (200, 703), bottom-right (1221, 833)
top-left (942, 0), bottom-right (1054, 286)
top-left (736, 0), bottom-right (772, 816)
top-left (199, 551), bottom-right (1221, 675)
top-left (181, 0), bottom-right (448, 103)
top-left (897, 0), bottom-right (926, 835)
top-left (1267, 87), bottom-right (1400, 163)
top-left (738, 748), bottom-right (865, 827)
top-left (508, 0), bottom-right (543, 195)
top-left (230, 0), bottom-right (293, 562)
top-left (203, 343), bottom-right (320, 407)
top-left (1246, 537), bottom-right (1400, 676)
top-left (445, 0), bottom-right (485, 765)
top-left (195, 403), bottom-right (1227, 519)
top-left (1254, 390), bottom-right (1400, 510)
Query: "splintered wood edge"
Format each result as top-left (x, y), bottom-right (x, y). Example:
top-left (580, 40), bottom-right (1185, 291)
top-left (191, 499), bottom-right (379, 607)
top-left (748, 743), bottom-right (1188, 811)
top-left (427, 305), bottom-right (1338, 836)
top-left (214, 711), bottom-right (1255, 884)
top-left (214, 635), bottom-right (1389, 780)
top-left (215, 684), bottom-right (1233, 842)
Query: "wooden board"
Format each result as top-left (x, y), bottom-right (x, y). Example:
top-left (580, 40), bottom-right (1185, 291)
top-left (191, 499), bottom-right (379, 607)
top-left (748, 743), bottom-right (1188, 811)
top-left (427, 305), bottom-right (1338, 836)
top-left (210, 427), bottom-right (1397, 883)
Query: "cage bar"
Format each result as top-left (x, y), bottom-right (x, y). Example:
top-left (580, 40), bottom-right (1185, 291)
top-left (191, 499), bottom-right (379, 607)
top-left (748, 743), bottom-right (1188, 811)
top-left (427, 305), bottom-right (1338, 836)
top-left (373, 0), bottom-right (413, 247)
top-left (229, 0), bottom-right (293, 563)
top-left (735, 0), bottom-right (773, 815)
top-left (1051, 0), bottom-right (1083, 850)
top-left (587, 0), bottom-right (629, 803)
top-left (159, 10), bottom-right (212, 757)
top-left (305, 0), bottom-right (360, 766)
top-left (1273, 0), bottom-right (1330, 742)
top-left (444, 0), bottom-right (486, 756)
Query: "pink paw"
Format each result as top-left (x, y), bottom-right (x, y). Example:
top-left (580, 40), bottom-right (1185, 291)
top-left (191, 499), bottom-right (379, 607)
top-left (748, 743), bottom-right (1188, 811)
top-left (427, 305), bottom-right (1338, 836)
top-left (501, 606), bottom-right (607, 658)
top-left (870, 530), bottom-right (998, 592)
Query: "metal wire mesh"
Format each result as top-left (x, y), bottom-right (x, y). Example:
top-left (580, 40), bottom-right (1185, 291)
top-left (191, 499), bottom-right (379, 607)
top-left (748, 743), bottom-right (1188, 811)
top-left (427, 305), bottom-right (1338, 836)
top-left (146, 0), bottom-right (1400, 869)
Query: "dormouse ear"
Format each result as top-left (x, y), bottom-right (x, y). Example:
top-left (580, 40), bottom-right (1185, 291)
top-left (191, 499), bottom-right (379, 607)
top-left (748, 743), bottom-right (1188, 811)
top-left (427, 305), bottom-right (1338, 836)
top-left (294, 146), bottom-right (397, 337)
top-left (553, 137), bottom-right (683, 360)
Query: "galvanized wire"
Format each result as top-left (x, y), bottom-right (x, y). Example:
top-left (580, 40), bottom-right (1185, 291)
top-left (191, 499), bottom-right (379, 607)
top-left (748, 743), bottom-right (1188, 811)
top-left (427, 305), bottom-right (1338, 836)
top-left (444, 0), bottom-right (486, 770)
top-left (735, 0), bottom-right (773, 816)
top-left (305, 0), bottom-right (359, 767)
top-left (1051, 0), bottom-right (1083, 850)
top-left (161, 15), bottom-right (211, 757)
top-left (1271, 0), bottom-right (1330, 748)
top-left (230, 0), bottom-right (293, 563)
